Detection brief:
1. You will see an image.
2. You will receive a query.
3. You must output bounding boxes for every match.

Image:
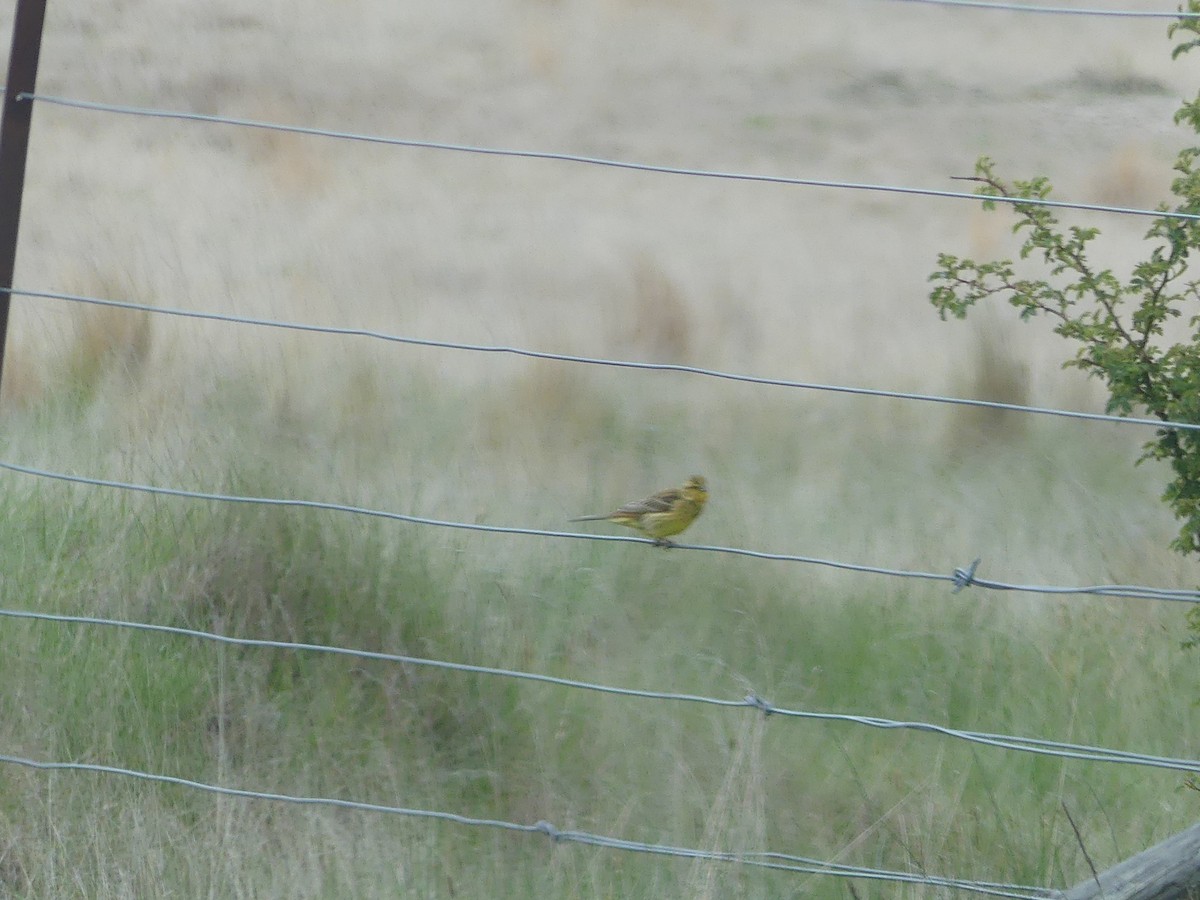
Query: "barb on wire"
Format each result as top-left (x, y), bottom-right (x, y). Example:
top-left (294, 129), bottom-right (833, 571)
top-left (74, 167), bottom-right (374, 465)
top-left (15, 92), bottom-right (1200, 223)
top-left (953, 558), bottom-right (982, 592)
top-left (1, 605), bottom-right (1196, 775)
top-left (1, 458), bottom-right (1196, 604)
top-left (12, 286), bottom-right (1200, 434)
top-left (0, 751), bottom-right (1051, 898)
top-left (944, 557), bottom-right (1200, 602)
top-left (883, 0), bottom-right (1200, 16)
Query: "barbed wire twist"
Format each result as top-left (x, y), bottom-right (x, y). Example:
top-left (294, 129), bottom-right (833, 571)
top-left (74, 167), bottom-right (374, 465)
top-left (0, 750), bottom-right (1056, 899)
top-left (2, 458), bottom-right (1196, 603)
top-left (1, 606), bottom-right (1194, 773)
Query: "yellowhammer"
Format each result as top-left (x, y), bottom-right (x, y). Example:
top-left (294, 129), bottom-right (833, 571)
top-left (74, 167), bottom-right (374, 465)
top-left (571, 475), bottom-right (708, 546)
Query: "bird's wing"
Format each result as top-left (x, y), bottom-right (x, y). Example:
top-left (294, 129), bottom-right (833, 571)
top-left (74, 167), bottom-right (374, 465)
top-left (615, 487), bottom-right (682, 517)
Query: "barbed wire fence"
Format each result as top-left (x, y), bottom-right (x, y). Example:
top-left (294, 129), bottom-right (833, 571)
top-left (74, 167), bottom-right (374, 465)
top-left (2, 0), bottom-right (1200, 897)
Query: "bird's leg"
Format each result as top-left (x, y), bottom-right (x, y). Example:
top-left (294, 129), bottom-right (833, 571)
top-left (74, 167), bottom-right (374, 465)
top-left (653, 538), bottom-right (676, 548)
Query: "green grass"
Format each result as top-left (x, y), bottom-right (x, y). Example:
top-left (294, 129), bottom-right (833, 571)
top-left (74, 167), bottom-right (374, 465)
top-left (0, 361), bottom-right (1196, 898)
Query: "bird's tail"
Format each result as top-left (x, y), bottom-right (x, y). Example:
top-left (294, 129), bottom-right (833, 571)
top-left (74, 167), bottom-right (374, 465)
top-left (570, 514), bottom-right (610, 522)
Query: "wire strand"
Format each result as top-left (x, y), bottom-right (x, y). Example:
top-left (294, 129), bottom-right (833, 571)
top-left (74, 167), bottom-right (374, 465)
top-left (12, 286), bottom-right (1200, 434)
top-left (0, 751), bottom-right (1052, 899)
top-left (16, 92), bottom-right (1200, 222)
top-left (2, 459), bottom-right (1197, 603)
top-left (882, 0), bottom-right (1200, 16)
top-left (1, 605), bottom-right (1194, 775)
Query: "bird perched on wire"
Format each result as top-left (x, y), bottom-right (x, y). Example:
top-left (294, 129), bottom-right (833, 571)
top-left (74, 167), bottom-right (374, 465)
top-left (571, 475), bottom-right (708, 547)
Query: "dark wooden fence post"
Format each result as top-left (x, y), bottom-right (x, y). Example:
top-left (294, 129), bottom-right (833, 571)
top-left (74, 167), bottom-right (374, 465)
top-left (0, 0), bottom-right (49, 399)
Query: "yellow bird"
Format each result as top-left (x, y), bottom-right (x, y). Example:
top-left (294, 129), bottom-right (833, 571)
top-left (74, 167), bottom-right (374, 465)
top-left (571, 475), bottom-right (708, 547)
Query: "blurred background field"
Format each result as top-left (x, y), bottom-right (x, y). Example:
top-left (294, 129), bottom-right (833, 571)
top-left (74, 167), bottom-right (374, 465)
top-left (1, 0), bottom-right (1199, 896)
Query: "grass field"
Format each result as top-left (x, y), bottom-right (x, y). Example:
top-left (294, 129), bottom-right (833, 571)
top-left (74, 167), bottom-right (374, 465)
top-left (0, 347), bottom-right (1196, 897)
top-left (2, 0), bottom-right (1200, 897)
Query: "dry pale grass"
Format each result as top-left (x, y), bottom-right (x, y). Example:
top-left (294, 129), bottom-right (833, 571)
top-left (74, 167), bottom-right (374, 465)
top-left (3, 0), bottom-right (1192, 410)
